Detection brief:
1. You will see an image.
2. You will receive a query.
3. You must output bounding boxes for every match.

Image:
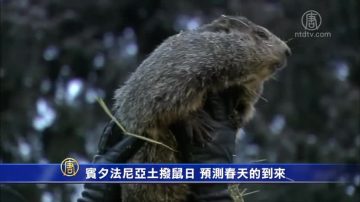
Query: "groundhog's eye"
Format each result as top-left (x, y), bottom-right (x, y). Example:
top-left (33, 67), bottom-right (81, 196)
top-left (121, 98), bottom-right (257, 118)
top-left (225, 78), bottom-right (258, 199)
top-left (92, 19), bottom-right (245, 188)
top-left (254, 30), bottom-right (269, 40)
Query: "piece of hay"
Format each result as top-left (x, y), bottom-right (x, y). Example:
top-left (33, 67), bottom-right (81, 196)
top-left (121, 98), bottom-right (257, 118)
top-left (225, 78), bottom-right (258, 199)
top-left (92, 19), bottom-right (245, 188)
top-left (97, 98), bottom-right (177, 152)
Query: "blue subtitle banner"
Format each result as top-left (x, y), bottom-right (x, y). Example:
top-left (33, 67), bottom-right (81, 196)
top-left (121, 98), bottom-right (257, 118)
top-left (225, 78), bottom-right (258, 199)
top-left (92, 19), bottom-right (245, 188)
top-left (0, 162), bottom-right (359, 183)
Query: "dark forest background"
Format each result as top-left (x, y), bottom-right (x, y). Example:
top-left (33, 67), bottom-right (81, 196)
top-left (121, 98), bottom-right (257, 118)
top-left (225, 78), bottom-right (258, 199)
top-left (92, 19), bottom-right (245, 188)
top-left (1, 0), bottom-right (359, 201)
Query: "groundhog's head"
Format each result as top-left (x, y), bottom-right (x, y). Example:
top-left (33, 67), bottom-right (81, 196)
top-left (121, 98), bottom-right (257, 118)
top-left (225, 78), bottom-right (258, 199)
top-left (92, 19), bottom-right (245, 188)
top-left (199, 15), bottom-right (291, 83)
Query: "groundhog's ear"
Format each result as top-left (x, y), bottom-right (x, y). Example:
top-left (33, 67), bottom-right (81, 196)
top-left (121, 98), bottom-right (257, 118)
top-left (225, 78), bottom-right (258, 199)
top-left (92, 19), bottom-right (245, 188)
top-left (200, 15), bottom-right (250, 33)
top-left (199, 15), bottom-right (233, 33)
top-left (200, 19), bottom-right (231, 33)
top-left (220, 15), bottom-right (250, 31)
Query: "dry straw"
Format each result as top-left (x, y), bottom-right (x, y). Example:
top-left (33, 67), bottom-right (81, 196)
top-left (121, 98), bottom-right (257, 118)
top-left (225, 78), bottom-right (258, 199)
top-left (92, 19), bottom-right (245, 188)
top-left (97, 98), bottom-right (177, 152)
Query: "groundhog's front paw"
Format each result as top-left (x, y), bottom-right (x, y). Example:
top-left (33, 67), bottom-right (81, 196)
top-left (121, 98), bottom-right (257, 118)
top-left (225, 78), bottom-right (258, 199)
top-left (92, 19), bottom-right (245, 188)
top-left (189, 111), bottom-right (216, 146)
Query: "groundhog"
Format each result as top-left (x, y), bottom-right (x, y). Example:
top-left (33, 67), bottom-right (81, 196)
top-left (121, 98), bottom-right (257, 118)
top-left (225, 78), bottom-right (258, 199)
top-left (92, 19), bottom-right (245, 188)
top-left (113, 15), bottom-right (290, 202)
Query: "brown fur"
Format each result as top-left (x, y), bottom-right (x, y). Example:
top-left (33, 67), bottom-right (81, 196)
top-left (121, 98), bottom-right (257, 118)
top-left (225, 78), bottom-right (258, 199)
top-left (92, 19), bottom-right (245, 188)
top-left (113, 15), bottom-right (290, 201)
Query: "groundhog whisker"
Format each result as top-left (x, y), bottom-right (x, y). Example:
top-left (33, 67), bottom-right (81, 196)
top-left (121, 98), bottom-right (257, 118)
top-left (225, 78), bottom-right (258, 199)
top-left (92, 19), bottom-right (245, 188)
top-left (258, 95), bottom-right (268, 102)
top-left (245, 87), bottom-right (268, 102)
top-left (285, 38), bottom-right (294, 43)
top-left (271, 75), bottom-right (279, 81)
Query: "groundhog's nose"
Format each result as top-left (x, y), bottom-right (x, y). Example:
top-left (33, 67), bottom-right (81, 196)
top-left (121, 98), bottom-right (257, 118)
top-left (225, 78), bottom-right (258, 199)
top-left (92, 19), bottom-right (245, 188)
top-left (281, 40), bottom-right (291, 57)
top-left (276, 48), bottom-right (290, 70)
